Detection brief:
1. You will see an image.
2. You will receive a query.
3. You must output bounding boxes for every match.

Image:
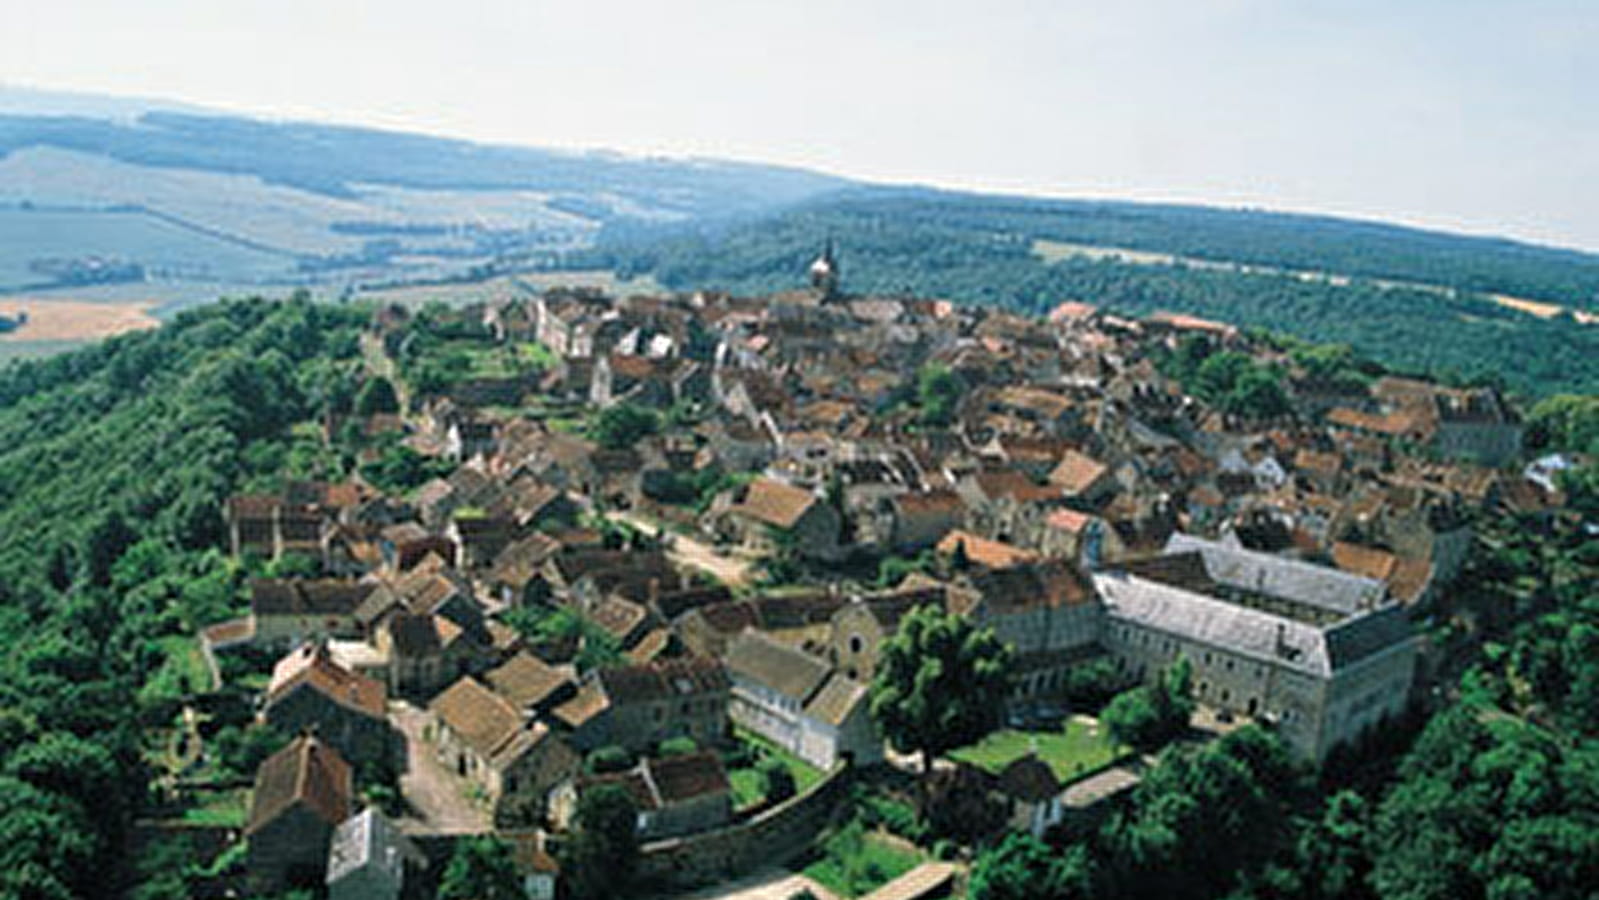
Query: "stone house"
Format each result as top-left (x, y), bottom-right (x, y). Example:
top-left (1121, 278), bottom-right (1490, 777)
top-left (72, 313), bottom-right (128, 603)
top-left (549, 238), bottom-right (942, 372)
top-left (827, 582), bottom-right (948, 682)
top-left (1038, 508), bottom-right (1125, 570)
top-left (955, 561), bottom-right (1105, 701)
top-left (262, 643), bottom-right (398, 770)
top-left (551, 657), bottom-right (730, 754)
top-left (558, 752), bottom-right (734, 841)
top-left (250, 579), bottom-right (374, 647)
top-left (708, 477), bottom-right (842, 561)
top-left (375, 611), bottom-right (488, 699)
top-left (882, 489), bottom-right (966, 554)
top-left (1047, 450), bottom-right (1118, 507)
top-left (724, 631), bottom-right (882, 771)
top-left (430, 676), bottom-right (582, 826)
top-left (246, 735), bottom-right (353, 894)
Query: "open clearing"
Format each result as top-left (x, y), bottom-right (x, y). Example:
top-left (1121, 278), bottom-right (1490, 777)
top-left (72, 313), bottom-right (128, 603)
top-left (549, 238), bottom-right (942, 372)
top-left (0, 298), bottom-right (159, 342)
top-left (948, 716), bottom-right (1125, 782)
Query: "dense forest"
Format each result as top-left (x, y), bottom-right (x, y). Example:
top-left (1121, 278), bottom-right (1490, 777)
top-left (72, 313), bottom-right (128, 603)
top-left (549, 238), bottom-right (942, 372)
top-left (0, 297), bottom-right (370, 898)
top-left (578, 191), bottom-right (1599, 397)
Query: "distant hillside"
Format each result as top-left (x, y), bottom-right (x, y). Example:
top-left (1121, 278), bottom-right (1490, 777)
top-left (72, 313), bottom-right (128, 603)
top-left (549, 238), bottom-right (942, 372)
top-left (6, 89), bottom-right (1599, 394)
top-left (0, 96), bottom-right (854, 291)
top-left (580, 188), bottom-right (1599, 397)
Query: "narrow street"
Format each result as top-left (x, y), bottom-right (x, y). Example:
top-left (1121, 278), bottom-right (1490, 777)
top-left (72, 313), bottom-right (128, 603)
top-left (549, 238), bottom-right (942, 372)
top-left (390, 701), bottom-right (491, 836)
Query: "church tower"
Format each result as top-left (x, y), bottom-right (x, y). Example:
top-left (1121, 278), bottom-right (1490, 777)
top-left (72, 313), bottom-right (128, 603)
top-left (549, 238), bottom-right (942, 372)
top-left (808, 238), bottom-right (840, 301)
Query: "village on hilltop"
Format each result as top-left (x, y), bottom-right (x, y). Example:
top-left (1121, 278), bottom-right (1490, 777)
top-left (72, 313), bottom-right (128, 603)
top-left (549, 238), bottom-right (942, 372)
top-left (181, 244), bottom-right (1570, 900)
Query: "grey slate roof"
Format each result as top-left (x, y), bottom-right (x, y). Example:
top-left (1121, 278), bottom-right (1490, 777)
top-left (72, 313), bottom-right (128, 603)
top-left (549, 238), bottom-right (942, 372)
top-left (1095, 569), bottom-right (1335, 677)
top-left (1163, 533), bottom-right (1386, 613)
top-left (326, 807), bottom-right (422, 888)
top-left (725, 630), bottom-right (830, 702)
top-left (803, 673), bottom-right (869, 728)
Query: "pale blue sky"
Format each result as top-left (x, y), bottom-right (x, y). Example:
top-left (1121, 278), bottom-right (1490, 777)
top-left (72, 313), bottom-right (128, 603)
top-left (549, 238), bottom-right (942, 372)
top-left (3, 0), bottom-right (1596, 249)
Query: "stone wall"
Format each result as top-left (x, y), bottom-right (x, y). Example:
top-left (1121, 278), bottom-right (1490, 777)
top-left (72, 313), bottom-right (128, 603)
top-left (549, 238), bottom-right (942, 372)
top-left (634, 764), bottom-right (853, 890)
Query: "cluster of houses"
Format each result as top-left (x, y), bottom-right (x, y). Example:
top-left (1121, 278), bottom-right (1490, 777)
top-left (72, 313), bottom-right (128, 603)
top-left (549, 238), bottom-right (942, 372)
top-left (207, 245), bottom-right (1566, 896)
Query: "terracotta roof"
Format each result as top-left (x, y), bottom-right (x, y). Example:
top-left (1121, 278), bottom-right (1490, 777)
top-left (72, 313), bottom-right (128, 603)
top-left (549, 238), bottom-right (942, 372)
top-left (266, 643), bottom-right (387, 719)
top-left (646, 751), bottom-right (731, 805)
top-left (485, 652), bottom-right (574, 710)
top-left (1045, 508), bottom-right (1094, 534)
top-left (1389, 558), bottom-right (1434, 604)
top-left (1327, 407), bottom-right (1423, 438)
top-left (431, 677), bottom-right (553, 767)
top-left (963, 560), bottom-right (1096, 614)
top-left (1048, 450), bottom-right (1110, 495)
top-left (1294, 449), bottom-right (1343, 477)
top-left (936, 530), bottom-right (1039, 570)
top-left (971, 470), bottom-right (1063, 505)
top-left (245, 735), bottom-right (352, 836)
top-left (732, 478), bottom-right (820, 530)
top-left (1048, 301), bottom-right (1098, 323)
top-left (1331, 541), bottom-right (1400, 583)
top-left (596, 657), bottom-right (729, 706)
top-left (551, 679), bottom-right (610, 729)
top-left (1147, 310), bottom-right (1239, 337)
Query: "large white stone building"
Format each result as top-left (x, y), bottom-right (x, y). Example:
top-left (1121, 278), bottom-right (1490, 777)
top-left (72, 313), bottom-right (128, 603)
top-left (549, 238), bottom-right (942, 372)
top-left (1093, 534), bottom-right (1418, 761)
top-left (724, 630), bottom-right (882, 771)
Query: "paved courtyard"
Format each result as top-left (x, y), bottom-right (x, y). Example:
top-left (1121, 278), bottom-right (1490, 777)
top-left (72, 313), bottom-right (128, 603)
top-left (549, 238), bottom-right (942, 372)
top-left (390, 700), bottom-right (491, 835)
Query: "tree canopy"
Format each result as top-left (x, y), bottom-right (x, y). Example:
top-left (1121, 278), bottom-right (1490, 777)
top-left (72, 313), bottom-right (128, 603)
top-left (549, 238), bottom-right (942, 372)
top-left (867, 604), bottom-right (1013, 770)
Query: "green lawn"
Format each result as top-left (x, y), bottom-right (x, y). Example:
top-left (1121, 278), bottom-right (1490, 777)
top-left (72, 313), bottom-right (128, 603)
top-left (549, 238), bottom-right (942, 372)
top-left (179, 789), bottom-right (249, 828)
top-left (949, 718), bottom-right (1126, 782)
top-left (138, 636), bottom-right (216, 704)
top-left (727, 728), bottom-right (826, 810)
top-left (802, 824), bottom-right (923, 898)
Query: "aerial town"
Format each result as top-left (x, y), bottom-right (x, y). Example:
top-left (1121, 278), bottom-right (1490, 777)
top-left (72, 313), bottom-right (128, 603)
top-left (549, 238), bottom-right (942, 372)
top-left (180, 244), bottom-right (1561, 900)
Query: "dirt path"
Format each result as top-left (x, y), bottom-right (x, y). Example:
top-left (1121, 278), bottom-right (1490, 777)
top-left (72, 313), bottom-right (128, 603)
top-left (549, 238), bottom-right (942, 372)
top-left (391, 701), bottom-right (491, 836)
top-left (360, 331), bottom-right (412, 412)
top-left (605, 509), bottom-right (756, 587)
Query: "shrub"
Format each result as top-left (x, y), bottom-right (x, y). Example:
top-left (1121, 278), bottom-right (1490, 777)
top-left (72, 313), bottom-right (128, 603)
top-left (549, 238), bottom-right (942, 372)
top-left (659, 736), bottom-right (698, 758)
top-left (761, 758), bottom-right (797, 803)
top-left (586, 745), bottom-right (635, 775)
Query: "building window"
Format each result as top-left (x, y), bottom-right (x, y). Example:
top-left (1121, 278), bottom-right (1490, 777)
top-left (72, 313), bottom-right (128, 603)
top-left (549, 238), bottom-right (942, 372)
top-left (849, 635), bottom-right (864, 655)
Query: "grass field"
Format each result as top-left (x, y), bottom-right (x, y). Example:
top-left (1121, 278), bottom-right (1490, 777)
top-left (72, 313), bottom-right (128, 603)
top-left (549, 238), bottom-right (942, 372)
top-left (802, 824), bottom-right (923, 898)
top-left (178, 788), bottom-right (248, 828)
top-left (728, 727), bottom-right (826, 810)
top-left (138, 635), bottom-right (216, 704)
top-left (0, 206), bottom-right (294, 289)
top-left (949, 717), bottom-right (1125, 782)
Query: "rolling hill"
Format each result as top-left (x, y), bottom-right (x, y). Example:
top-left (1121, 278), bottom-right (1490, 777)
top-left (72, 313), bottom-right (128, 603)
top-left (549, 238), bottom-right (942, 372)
top-left (4, 87), bottom-right (1599, 394)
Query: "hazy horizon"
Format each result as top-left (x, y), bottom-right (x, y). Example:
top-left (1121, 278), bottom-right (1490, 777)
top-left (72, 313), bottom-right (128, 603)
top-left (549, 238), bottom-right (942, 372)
top-left (4, 0), bottom-right (1596, 252)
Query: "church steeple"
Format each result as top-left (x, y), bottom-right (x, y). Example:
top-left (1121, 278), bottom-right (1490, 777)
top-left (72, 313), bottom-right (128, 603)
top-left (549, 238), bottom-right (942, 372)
top-left (808, 237), bottom-right (840, 301)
